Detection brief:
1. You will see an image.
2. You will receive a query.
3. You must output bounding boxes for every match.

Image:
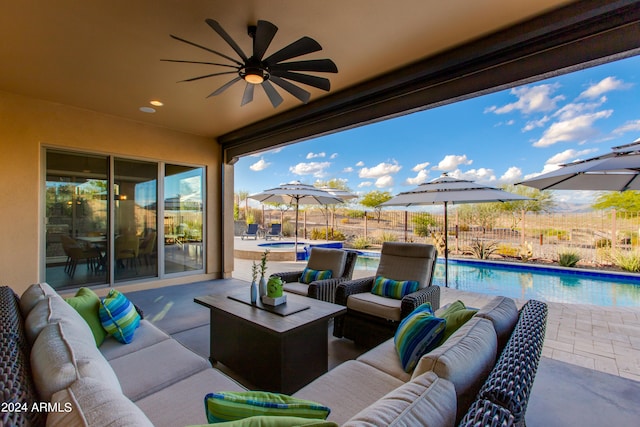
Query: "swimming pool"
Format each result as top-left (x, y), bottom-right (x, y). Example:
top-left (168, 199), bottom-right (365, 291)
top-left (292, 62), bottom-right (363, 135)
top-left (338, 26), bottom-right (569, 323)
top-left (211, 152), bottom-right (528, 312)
top-left (355, 252), bottom-right (640, 307)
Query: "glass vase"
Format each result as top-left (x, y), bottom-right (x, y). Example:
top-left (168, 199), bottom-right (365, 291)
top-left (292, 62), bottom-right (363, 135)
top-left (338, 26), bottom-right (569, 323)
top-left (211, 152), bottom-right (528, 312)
top-left (259, 276), bottom-right (267, 298)
top-left (250, 281), bottom-right (258, 305)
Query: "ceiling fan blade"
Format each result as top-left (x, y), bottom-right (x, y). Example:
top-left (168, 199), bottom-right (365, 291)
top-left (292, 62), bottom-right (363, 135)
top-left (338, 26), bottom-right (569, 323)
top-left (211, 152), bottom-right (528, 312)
top-left (241, 83), bottom-right (255, 106)
top-left (161, 59), bottom-right (238, 69)
top-left (253, 20), bottom-right (278, 60)
top-left (269, 76), bottom-right (311, 103)
top-left (261, 80), bottom-right (284, 108)
top-left (207, 76), bottom-right (242, 97)
top-left (179, 71), bottom-right (237, 83)
top-left (264, 37), bottom-right (322, 65)
top-left (205, 19), bottom-right (248, 62)
top-left (270, 59), bottom-right (338, 73)
top-left (269, 70), bottom-right (331, 91)
top-left (170, 34), bottom-right (243, 66)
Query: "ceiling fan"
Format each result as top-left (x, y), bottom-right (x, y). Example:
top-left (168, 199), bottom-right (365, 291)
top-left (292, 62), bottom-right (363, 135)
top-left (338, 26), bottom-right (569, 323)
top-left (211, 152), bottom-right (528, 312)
top-left (163, 19), bottom-right (338, 108)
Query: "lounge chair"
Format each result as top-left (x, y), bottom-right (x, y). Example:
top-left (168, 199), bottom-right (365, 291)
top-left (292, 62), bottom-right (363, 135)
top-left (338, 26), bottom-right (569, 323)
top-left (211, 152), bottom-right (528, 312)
top-left (270, 248), bottom-right (358, 303)
top-left (241, 223), bottom-right (259, 240)
top-left (333, 242), bottom-right (440, 348)
top-left (265, 223), bottom-right (282, 240)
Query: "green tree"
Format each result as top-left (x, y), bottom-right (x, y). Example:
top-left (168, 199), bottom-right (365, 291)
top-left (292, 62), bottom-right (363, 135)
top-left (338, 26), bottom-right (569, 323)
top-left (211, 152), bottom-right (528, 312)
top-left (497, 184), bottom-right (556, 229)
top-left (360, 190), bottom-right (392, 222)
top-left (411, 212), bottom-right (437, 237)
top-left (592, 191), bottom-right (640, 213)
top-left (235, 190), bottom-right (249, 220)
top-left (457, 203), bottom-right (500, 232)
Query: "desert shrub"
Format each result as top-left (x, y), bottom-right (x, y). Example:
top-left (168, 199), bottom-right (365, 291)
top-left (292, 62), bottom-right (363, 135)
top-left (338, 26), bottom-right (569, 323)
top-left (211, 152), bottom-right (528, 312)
top-left (350, 236), bottom-right (370, 249)
top-left (610, 251), bottom-right (640, 272)
top-left (411, 213), bottom-right (437, 237)
top-left (519, 242), bottom-right (533, 262)
top-left (496, 243), bottom-right (519, 257)
top-left (310, 228), bottom-right (346, 241)
top-left (345, 209), bottom-right (366, 219)
top-left (557, 250), bottom-right (580, 267)
top-left (370, 230), bottom-right (397, 244)
top-left (595, 238), bottom-right (611, 248)
top-left (467, 239), bottom-right (498, 260)
top-left (430, 232), bottom-right (447, 256)
top-left (340, 218), bottom-right (350, 224)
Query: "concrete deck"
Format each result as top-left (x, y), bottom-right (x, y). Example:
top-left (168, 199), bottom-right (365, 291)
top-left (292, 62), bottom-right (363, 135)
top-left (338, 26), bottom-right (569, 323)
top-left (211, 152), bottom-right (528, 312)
top-left (234, 237), bottom-right (640, 381)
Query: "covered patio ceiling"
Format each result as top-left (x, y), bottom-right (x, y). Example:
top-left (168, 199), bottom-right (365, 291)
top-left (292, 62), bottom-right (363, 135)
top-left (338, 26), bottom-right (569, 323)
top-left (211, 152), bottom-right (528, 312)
top-left (1, 1), bottom-right (639, 161)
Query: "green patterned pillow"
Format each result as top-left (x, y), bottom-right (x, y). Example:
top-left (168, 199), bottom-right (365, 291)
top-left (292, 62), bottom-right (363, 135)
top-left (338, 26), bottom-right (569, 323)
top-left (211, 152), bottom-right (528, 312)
top-left (299, 268), bottom-right (332, 284)
top-left (65, 287), bottom-right (107, 347)
top-left (204, 391), bottom-right (330, 423)
top-left (371, 276), bottom-right (419, 299)
top-left (99, 289), bottom-right (140, 344)
top-left (188, 415), bottom-right (337, 426)
top-left (437, 300), bottom-right (478, 344)
top-left (394, 303), bottom-right (446, 372)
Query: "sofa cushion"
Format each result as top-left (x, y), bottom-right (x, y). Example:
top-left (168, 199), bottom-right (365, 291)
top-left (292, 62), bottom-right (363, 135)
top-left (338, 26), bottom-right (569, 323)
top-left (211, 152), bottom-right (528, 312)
top-left (47, 377), bottom-right (153, 427)
top-left (356, 338), bottom-right (411, 382)
top-left (99, 319), bottom-right (170, 361)
top-left (19, 282), bottom-right (57, 317)
top-left (343, 372), bottom-right (457, 427)
top-left (31, 322), bottom-right (122, 401)
top-left (375, 242), bottom-right (437, 289)
top-left (475, 296), bottom-right (518, 351)
top-left (283, 281), bottom-right (310, 296)
top-left (306, 248), bottom-right (347, 278)
top-left (109, 338), bottom-right (210, 401)
top-left (205, 391), bottom-right (331, 423)
top-left (300, 268), bottom-right (333, 284)
top-left (25, 295), bottom-right (95, 345)
top-left (346, 292), bottom-right (401, 322)
top-left (371, 276), bottom-right (419, 299)
top-left (437, 300), bottom-right (478, 344)
top-left (293, 360), bottom-right (404, 426)
top-left (395, 303), bottom-right (446, 372)
top-left (99, 289), bottom-right (141, 344)
top-left (135, 368), bottom-right (246, 427)
top-left (411, 317), bottom-right (497, 422)
top-left (65, 287), bottom-right (107, 347)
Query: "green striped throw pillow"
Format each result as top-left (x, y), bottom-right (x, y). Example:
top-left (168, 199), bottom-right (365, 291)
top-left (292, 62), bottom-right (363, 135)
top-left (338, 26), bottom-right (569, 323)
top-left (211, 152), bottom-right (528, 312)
top-left (394, 303), bottom-right (446, 372)
top-left (99, 289), bottom-right (140, 344)
top-left (204, 391), bottom-right (331, 423)
top-left (371, 276), bottom-right (419, 299)
top-left (300, 268), bottom-right (332, 284)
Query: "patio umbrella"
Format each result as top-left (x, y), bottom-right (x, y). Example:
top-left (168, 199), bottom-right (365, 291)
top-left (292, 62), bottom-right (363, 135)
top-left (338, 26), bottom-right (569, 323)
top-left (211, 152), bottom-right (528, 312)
top-left (249, 182), bottom-right (343, 256)
top-left (318, 187), bottom-right (357, 241)
top-left (518, 141), bottom-right (640, 191)
top-left (380, 174), bottom-right (530, 286)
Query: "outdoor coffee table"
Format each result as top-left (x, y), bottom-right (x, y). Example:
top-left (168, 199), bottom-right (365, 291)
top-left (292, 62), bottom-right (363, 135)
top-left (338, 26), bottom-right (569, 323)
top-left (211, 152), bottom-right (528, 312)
top-left (195, 290), bottom-right (346, 394)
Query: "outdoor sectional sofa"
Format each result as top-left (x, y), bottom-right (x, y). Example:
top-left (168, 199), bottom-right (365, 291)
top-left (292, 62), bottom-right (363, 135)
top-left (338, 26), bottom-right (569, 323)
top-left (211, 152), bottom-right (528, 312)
top-left (1, 282), bottom-right (547, 427)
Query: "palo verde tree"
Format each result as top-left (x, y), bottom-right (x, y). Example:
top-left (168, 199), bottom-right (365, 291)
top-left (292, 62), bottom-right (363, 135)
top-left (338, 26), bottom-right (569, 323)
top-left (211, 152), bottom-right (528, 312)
top-left (496, 184), bottom-right (556, 229)
top-left (360, 190), bottom-right (392, 222)
top-left (592, 190), bottom-right (640, 213)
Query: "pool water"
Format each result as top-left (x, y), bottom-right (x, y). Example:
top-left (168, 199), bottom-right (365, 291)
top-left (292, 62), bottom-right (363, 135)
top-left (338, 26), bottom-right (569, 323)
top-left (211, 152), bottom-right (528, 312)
top-left (355, 254), bottom-right (640, 307)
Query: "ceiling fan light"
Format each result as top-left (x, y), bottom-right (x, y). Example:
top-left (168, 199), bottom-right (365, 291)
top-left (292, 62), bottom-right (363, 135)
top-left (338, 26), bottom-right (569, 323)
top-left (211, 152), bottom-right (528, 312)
top-left (243, 68), bottom-right (264, 84)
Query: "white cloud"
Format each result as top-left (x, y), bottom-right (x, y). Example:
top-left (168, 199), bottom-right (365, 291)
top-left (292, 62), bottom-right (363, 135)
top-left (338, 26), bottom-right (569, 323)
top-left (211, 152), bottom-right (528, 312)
top-left (306, 152), bottom-right (326, 159)
top-left (405, 169), bottom-right (430, 185)
top-left (553, 97), bottom-right (607, 121)
top-left (358, 181), bottom-right (373, 188)
top-left (330, 153), bottom-right (338, 159)
top-left (522, 116), bottom-right (550, 132)
top-left (359, 161), bottom-right (402, 178)
top-left (375, 176), bottom-right (394, 188)
top-left (412, 162), bottom-right (430, 172)
top-left (579, 76), bottom-right (633, 99)
top-left (522, 163), bottom-right (562, 181)
top-left (613, 119), bottom-right (640, 135)
top-left (545, 148), bottom-right (598, 166)
top-left (448, 168), bottom-right (496, 183)
top-left (485, 84), bottom-right (564, 115)
top-left (355, 161), bottom-right (365, 167)
top-left (432, 154), bottom-right (472, 171)
top-left (532, 110), bottom-right (613, 147)
top-left (497, 167), bottom-right (523, 184)
top-left (249, 158), bottom-right (270, 171)
top-left (343, 166), bottom-right (354, 173)
top-left (289, 161), bottom-right (331, 178)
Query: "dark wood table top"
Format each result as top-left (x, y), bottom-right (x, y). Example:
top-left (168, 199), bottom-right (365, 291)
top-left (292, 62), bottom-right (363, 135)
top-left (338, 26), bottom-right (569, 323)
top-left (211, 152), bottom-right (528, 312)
top-left (195, 290), bottom-right (346, 335)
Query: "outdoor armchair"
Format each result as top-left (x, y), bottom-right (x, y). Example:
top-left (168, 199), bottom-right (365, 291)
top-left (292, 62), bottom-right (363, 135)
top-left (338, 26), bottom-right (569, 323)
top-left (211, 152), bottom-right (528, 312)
top-left (270, 247), bottom-right (358, 303)
top-left (265, 223), bottom-right (283, 240)
top-left (241, 223), bottom-right (260, 240)
top-left (333, 242), bottom-right (440, 348)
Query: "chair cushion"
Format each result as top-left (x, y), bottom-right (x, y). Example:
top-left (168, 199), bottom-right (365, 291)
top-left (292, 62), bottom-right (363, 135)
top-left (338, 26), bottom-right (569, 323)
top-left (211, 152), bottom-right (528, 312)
top-left (437, 300), bottom-right (478, 344)
top-left (395, 303), bottom-right (446, 372)
top-left (47, 377), bottom-right (153, 427)
top-left (204, 391), bottom-right (331, 423)
top-left (19, 282), bottom-right (57, 317)
top-left (99, 289), bottom-right (141, 344)
top-left (343, 372), bottom-right (456, 427)
top-left (25, 294), bottom-right (95, 345)
top-left (371, 275), bottom-right (419, 299)
top-left (300, 268), bottom-right (332, 284)
top-left (283, 282), bottom-right (311, 296)
top-left (65, 287), bottom-right (107, 347)
top-left (307, 248), bottom-right (347, 278)
top-left (376, 242), bottom-right (437, 289)
top-left (347, 292), bottom-right (402, 322)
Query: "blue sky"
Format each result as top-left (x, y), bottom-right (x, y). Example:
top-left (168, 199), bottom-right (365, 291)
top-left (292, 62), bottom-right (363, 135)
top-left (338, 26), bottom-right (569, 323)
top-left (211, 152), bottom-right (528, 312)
top-left (235, 54), bottom-right (640, 206)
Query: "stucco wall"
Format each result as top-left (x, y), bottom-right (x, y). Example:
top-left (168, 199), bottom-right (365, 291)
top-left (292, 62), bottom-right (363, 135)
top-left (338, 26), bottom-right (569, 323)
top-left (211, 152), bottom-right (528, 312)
top-left (0, 90), bottom-right (226, 294)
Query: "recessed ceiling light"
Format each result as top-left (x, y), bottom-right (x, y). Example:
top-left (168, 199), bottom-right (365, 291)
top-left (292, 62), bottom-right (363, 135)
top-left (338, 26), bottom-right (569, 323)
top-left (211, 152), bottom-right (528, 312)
top-left (139, 107), bottom-right (156, 113)
top-left (150, 100), bottom-right (164, 107)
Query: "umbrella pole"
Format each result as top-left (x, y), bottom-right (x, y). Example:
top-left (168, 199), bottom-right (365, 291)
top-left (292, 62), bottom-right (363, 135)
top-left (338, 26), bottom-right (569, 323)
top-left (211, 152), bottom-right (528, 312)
top-left (295, 200), bottom-right (299, 260)
top-left (444, 201), bottom-right (449, 287)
